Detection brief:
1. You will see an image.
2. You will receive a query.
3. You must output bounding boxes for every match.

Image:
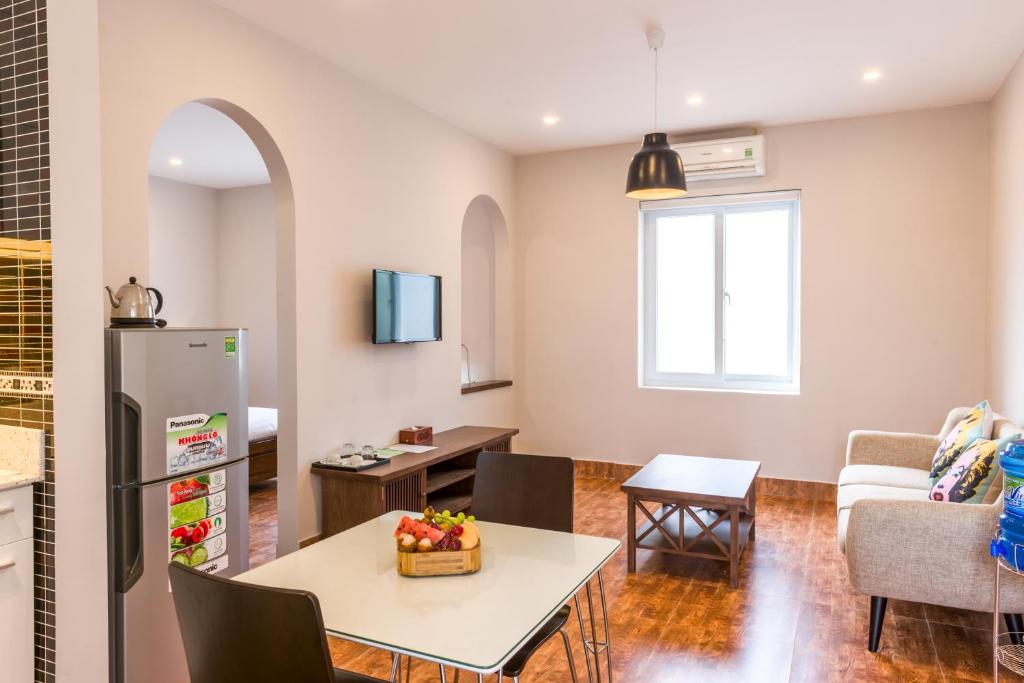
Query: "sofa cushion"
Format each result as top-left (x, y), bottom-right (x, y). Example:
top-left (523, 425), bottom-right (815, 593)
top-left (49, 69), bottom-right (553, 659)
top-left (838, 464), bottom-right (931, 490)
top-left (930, 434), bottom-right (1020, 503)
top-left (929, 400), bottom-right (993, 481)
top-left (836, 484), bottom-right (931, 553)
top-left (837, 483), bottom-right (931, 513)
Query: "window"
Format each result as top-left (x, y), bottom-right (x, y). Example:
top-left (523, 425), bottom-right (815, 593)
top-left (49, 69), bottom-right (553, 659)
top-left (640, 191), bottom-right (800, 393)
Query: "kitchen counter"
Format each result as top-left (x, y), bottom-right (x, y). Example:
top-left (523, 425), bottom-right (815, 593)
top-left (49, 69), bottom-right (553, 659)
top-left (0, 468), bottom-right (41, 492)
top-left (0, 425), bottom-right (44, 491)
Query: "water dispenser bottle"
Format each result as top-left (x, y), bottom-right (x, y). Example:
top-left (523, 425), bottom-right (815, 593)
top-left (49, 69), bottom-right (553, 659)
top-left (992, 439), bottom-right (1024, 566)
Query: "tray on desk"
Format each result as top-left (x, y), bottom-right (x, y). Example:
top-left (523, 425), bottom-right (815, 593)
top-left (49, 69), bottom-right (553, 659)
top-left (312, 458), bottom-right (390, 473)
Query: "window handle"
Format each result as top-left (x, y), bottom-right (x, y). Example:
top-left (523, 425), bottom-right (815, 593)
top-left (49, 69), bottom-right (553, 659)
top-left (723, 291), bottom-right (731, 306)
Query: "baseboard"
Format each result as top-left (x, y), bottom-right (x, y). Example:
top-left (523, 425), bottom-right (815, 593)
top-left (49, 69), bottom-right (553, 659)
top-left (300, 533), bottom-right (323, 548)
top-left (574, 458), bottom-right (837, 502)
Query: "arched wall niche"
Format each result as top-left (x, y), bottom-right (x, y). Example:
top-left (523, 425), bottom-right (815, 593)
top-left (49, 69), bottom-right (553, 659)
top-left (460, 195), bottom-right (511, 386)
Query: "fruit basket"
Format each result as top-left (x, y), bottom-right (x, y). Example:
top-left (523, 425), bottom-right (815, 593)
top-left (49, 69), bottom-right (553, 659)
top-left (394, 508), bottom-right (481, 577)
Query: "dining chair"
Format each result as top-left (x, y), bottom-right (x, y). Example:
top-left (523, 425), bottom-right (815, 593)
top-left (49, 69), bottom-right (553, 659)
top-left (168, 561), bottom-right (388, 683)
top-left (441, 451), bottom-right (579, 683)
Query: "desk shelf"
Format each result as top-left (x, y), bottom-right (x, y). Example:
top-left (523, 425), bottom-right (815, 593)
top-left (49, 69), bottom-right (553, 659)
top-left (426, 467), bottom-right (476, 495)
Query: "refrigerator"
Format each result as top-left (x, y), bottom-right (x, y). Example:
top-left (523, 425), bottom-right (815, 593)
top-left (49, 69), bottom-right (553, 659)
top-left (106, 328), bottom-right (250, 683)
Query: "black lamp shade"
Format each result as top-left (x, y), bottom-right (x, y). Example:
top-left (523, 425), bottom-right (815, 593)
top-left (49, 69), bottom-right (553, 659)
top-left (625, 132), bottom-right (687, 200)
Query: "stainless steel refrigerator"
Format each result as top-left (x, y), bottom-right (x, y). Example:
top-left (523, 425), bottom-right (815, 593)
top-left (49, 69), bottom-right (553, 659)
top-left (106, 328), bottom-right (250, 683)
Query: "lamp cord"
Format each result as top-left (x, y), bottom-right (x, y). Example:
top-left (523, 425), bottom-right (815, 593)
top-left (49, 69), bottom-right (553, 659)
top-left (653, 44), bottom-right (659, 132)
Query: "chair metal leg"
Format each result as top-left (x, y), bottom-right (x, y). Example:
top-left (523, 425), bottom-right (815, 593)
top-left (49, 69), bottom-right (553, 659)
top-left (559, 627), bottom-right (580, 683)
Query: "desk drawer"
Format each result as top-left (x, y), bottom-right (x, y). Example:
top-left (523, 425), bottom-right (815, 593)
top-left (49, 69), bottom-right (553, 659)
top-left (0, 485), bottom-right (33, 546)
top-left (0, 537), bottom-right (34, 681)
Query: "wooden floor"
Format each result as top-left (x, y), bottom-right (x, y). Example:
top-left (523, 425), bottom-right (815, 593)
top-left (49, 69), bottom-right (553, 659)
top-left (248, 477), bottom-right (1017, 682)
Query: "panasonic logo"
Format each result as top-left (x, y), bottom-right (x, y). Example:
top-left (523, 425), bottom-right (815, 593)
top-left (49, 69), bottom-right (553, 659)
top-left (169, 417), bottom-right (205, 429)
top-left (188, 343), bottom-right (208, 348)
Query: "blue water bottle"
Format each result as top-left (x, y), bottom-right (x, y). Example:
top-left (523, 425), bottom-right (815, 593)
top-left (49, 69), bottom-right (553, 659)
top-left (993, 439), bottom-right (1024, 566)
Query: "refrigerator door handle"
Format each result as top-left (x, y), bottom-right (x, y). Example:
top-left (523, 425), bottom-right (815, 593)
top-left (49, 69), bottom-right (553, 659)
top-left (111, 392), bottom-right (142, 487)
top-left (113, 485), bottom-right (144, 593)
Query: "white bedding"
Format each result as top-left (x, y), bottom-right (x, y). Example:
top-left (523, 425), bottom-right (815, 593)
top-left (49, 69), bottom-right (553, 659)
top-left (248, 407), bottom-right (278, 442)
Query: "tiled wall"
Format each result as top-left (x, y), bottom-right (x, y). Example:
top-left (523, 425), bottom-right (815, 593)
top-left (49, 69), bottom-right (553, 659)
top-left (0, 0), bottom-right (53, 680)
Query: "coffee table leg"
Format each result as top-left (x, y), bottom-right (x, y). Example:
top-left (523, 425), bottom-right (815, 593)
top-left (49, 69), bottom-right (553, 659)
top-left (749, 484), bottom-right (757, 542)
top-left (729, 505), bottom-right (739, 588)
top-left (626, 494), bottom-right (636, 573)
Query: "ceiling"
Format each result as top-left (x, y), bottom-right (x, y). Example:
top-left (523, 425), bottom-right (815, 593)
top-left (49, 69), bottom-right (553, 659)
top-left (210, 0), bottom-right (1024, 155)
top-left (148, 102), bottom-right (270, 189)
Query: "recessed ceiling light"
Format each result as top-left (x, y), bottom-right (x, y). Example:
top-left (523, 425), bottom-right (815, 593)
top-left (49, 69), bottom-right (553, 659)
top-left (169, 157), bottom-right (184, 166)
top-left (687, 94), bottom-right (704, 106)
top-left (541, 115), bottom-right (560, 126)
top-left (862, 69), bottom-right (883, 82)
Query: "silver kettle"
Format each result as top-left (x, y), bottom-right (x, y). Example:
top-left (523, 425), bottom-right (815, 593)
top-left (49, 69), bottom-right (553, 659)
top-left (105, 276), bottom-right (166, 327)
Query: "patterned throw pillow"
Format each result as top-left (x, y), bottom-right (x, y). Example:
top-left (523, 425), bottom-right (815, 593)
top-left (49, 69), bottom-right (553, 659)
top-left (930, 434), bottom-right (1019, 503)
top-left (929, 401), bottom-right (994, 482)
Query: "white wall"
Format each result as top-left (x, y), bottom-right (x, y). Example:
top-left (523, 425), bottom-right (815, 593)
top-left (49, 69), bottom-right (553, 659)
top-left (50, 0), bottom-right (109, 679)
top-left (148, 177), bottom-right (279, 406)
top-left (218, 184), bottom-right (278, 407)
top-left (990, 52), bottom-right (1024, 424)
top-left (97, 0), bottom-right (516, 548)
top-left (514, 104), bottom-right (991, 484)
top-left (147, 176), bottom-right (219, 326)
top-left (461, 199), bottom-right (496, 383)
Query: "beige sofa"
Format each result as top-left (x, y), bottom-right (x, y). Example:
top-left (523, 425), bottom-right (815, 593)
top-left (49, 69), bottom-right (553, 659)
top-left (838, 407), bottom-right (1024, 652)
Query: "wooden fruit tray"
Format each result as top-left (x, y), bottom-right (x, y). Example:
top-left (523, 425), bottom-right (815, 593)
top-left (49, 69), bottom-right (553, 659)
top-left (397, 544), bottom-right (481, 577)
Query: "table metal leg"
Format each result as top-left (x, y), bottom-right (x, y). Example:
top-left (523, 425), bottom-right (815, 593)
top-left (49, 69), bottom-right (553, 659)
top-left (439, 664), bottom-right (448, 683)
top-left (389, 653), bottom-right (401, 682)
top-left (575, 569), bottom-right (613, 683)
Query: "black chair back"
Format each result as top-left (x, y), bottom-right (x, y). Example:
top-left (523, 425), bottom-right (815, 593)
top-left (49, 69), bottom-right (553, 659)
top-left (472, 451), bottom-right (574, 533)
top-left (168, 562), bottom-right (335, 683)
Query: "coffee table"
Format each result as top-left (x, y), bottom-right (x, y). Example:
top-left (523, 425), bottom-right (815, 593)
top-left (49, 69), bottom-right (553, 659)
top-left (621, 454), bottom-right (760, 588)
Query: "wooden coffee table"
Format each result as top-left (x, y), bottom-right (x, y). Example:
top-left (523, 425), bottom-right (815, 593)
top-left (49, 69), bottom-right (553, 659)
top-left (621, 454), bottom-right (760, 588)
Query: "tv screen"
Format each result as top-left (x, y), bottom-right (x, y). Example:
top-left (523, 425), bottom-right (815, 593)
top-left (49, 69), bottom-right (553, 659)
top-left (372, 269), bottom-right (442, 343)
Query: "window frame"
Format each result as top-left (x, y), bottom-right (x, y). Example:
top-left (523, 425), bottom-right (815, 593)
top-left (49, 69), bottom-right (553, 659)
top-left (639, 190), bottom-right (801, 394)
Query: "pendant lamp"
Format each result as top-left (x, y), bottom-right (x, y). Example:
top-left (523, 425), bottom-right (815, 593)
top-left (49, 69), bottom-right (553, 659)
top-left (625, 28), bottom-right (687, 200)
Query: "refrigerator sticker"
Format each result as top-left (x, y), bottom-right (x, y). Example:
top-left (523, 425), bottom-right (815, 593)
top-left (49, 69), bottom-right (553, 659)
top-left (166, 413), bottom-right (228, 475)
top-left (224, 336), bottom-right (236, 357)
top-left (168, 471), bottom-right (230, 578)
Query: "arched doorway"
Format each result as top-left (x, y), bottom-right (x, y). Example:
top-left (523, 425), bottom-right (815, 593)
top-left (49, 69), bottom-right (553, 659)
top-left (146, 99), bottom-right (298, 563)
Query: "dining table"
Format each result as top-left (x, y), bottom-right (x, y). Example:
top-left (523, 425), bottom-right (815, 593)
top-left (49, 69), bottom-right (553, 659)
top-left (235, 510), bottom-right (620, 682)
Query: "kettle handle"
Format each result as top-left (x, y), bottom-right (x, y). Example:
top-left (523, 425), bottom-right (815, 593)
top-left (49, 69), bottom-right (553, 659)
top-left (147, 287), bottom-right (163, 315)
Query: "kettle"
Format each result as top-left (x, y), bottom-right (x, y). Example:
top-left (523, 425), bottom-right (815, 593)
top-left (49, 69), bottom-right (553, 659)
top-left (105, 276), bottom-right (166, 327)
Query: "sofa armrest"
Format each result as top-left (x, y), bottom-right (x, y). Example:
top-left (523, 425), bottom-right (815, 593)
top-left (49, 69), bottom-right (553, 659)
top-left (846, 431), bottom-right (940, 469)
top-left (845, 498), bottom-right (1020, 611)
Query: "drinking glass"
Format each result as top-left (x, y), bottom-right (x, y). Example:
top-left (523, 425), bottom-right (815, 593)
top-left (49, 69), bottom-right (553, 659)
top-left (361, 445), bottom-right (376, 460)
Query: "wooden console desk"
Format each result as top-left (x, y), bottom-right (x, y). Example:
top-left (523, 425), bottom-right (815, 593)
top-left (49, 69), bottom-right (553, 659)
top-left (312, 425), bottom-right (518, 538)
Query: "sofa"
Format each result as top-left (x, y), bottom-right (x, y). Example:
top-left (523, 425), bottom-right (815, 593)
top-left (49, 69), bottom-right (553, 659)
top-left (838, 407), bottom-right (1024, 652)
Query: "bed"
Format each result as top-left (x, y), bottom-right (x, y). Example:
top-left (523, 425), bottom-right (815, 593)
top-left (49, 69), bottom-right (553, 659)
top-left (248, 406), bottom-right (278, 485)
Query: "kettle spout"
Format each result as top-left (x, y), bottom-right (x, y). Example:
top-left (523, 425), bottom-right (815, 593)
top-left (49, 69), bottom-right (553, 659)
top-left (105, 285), bottom-right (120, 309)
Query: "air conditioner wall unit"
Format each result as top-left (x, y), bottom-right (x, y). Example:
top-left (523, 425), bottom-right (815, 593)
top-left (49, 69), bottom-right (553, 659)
top-left (672, 134), bottom-right (765, 182)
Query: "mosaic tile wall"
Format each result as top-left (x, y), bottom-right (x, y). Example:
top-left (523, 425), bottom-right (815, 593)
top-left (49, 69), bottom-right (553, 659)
top-left (0, 0), bottom-right (53, 680)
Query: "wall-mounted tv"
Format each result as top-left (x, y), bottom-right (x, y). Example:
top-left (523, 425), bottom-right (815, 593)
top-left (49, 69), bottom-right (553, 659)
top-left (372, 269), bottom-right (442, 344)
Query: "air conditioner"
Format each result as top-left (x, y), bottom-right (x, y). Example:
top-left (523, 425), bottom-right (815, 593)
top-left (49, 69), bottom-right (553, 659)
top-left (672, 134), bottom-right (765, 182)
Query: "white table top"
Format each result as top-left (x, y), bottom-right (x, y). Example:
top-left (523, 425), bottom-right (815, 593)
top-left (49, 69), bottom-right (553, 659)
top-left (236, 510), bottom-right (620, 673)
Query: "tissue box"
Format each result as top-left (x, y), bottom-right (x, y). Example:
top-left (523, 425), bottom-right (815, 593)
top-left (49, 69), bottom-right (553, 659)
top-left (399, 426), bottom-right (433, 445)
